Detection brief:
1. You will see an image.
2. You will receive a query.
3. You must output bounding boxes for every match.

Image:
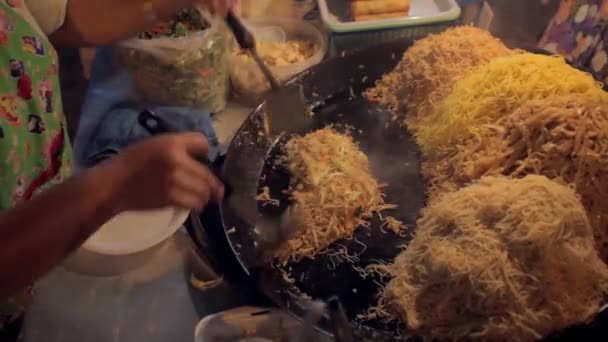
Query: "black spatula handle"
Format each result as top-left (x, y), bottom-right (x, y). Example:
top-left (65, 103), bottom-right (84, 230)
top-left (138, 109), bottom-right (173, 135)
top-left (226, 12), bottom-right (255, 50)
top-left (138, 109), bottom-right (208, 164)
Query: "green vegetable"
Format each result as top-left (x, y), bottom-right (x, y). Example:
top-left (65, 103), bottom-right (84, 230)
top-left (120, 9), bottom-right (230, 112)
top-left (355, 206), bottom-right (363, 217)
top-left (138, 8), bottom-right (210, 39)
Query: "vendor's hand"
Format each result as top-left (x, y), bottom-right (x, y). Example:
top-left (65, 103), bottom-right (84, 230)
top-left (106, 133), bottom-right (224, 212)
top-left (196, 0), bottom-right (239, 16)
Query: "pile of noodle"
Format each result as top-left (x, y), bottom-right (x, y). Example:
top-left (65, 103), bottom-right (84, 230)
top-left (425, 95), bottom-right (608, 261)
top-left (377, 176), bottom-right (608, 341)
top-left (416, 53), bottom-right (608, 158)
top-left (274, 128), bottom-right (394, 265)
top-left (364, 26), bottom-right (514, 127)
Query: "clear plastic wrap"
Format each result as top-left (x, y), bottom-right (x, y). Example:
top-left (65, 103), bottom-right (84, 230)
top-left (118, 9), bottom-right (230, 113)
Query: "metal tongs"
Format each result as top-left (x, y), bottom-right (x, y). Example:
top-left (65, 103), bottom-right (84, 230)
top-left (225, 12), bottom-right (310, 137)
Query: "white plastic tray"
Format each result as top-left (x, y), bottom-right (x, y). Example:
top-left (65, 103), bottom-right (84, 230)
top-left (318, 0), bottom-right (461, 33)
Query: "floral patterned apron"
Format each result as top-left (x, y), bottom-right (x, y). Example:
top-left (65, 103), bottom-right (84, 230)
top-left (0, 0), bottom-right (72, 337)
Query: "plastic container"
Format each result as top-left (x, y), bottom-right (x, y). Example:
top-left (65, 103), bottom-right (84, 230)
top-left (118, 9), bottom-right (231, 113)
top-left (82, 207), bottom-right (189, 256)
top-left (318, 0), bottom-right (461, 56)
top-left (194, 307), bottom-right (325, 342)
top-left (229, 19), bottom-right (327, 106)
top-left (241, 0), bottom-right (317, 20)
top-left (245, 23), bottom-right (287, 43)
top-left (194, 312), bottom-right (274, 342)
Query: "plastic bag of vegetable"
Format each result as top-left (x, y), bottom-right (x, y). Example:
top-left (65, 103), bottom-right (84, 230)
top-left (117, 8), bottom-right (230, 113)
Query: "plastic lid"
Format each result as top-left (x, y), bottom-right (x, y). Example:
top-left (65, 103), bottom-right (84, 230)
top-left (243, 21), bottom-right (287, 43)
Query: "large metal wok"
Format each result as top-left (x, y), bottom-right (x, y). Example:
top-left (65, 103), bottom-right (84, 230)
top-left (185, 39), bottom-right (608, 341)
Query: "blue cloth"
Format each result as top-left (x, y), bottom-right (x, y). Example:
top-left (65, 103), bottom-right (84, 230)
top-left (83, 104), bottom-right (219, 168)
top-left (73, 47), bottom-right (220, 169)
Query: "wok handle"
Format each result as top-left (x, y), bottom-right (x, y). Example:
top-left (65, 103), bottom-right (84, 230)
top-left (186, 208), bottom-right (221, 274)
top-left (187, 202), bottom-right (250, 284)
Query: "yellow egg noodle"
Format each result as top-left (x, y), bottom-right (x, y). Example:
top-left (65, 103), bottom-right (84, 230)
top-left (416, 53), bottom-right (608, 158)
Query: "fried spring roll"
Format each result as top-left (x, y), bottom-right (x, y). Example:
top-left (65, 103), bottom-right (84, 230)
top-left (354, 11), bottom-right (409, 21)
top-left (351, 0), bottom-right (410, 16)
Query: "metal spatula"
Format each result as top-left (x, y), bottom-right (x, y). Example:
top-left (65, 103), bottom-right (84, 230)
top-left (226, 12), bottom-right (310, 137)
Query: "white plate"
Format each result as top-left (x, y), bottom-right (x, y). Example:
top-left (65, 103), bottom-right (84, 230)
top-left (82, 207), bottom-right (190, 256)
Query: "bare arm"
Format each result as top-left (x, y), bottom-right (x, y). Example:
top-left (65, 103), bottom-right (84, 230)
top-left (0, 134), bottom-right (223, 298)
top-left (0, 164), bottom-right (119, 297)
top-left (49, 0), bottom-right (233, 47)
